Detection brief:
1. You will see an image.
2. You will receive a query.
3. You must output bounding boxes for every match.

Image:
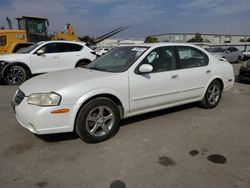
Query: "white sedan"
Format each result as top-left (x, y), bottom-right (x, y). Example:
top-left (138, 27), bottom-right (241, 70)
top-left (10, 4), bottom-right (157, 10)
top-left (12, 43), bottom-right (234, 143)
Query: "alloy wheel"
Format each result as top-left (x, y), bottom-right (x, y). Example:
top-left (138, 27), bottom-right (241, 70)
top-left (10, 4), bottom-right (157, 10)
top-left (207, 84), bottom-right (220, 105)
top-left (85, 106), bottom-right (115, 137)
top-left (6, 67), bottom-right (24, 84)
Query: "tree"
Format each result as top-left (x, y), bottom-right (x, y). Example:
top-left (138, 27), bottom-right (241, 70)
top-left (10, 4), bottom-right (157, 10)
top-left (144, 36), bottom-right (159, 43)
top-left (187, 33), bottom-right (209, 42)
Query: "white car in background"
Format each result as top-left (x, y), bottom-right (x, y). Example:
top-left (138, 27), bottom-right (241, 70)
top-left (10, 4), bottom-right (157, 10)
top-left (94, 47), bottom-right (111, 56)
top-left (12, 43), bottom-right (234, 143)
top-left (209, 47), bottom-right (243, 63)
top-left (243, 50), bottom-right (250, 60)
top-left (0, 41), bottom-right (96, 85)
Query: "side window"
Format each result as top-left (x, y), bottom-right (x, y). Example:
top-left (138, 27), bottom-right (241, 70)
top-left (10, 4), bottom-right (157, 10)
top-left (57, 43), bottom-right (83, 53)
top-left (177, 46), bottom-right (208, 69)
top-left (39, 43), bottom-right (57, 54)
top-left (231, 47), bottom-right (238, 52)
top-left (142, 47), bottom-right (175, 72)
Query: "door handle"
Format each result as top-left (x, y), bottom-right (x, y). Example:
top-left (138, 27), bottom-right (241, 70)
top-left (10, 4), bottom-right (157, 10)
top-left (171, 75), bottom-right (178, 79)
top-left (206, 70), bottom-right (211, 73)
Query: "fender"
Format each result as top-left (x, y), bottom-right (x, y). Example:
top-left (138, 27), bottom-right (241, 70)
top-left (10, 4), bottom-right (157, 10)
top-left (202, 75), bottom-right (225, 98)
top-left (2, 62), bottom-right (32, 76)
top-left (67, 88), bottom-right (129, 129)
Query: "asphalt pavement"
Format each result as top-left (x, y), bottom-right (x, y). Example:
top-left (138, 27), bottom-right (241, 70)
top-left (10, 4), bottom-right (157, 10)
top-left (0, 64), bottom-right (249, 188)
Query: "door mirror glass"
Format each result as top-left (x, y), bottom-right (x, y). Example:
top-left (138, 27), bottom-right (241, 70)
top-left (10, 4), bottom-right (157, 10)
top-left (36, 49), bottom-right (44, 55)
top-left (139, 64), bottom-right (153, 73)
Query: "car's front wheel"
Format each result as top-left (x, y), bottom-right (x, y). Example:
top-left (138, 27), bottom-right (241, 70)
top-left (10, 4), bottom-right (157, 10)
top-left (75, 97), bottom-right (120, 143)
top-left (4, 65), bottom-right (27, 85)
top-left (200, 80), bottom-right (222, 109)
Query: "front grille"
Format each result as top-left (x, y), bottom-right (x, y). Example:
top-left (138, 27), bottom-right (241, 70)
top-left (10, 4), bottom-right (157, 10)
top-left (13, 89), bottom-right (25, 105)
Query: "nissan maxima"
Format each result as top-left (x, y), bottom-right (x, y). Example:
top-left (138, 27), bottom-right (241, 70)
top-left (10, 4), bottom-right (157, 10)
top-left (12, 43), bottom-right (234, 143)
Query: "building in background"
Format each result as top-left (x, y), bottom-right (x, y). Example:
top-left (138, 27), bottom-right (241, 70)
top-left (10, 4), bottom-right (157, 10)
top-left (97, 38), bottom-right (144, 47)
top-left (151, 33), bottom-right (250, 44)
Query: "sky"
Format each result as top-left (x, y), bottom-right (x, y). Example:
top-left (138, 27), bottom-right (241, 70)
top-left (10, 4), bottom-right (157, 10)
top-left (0, 0), bottom-right (249, 39)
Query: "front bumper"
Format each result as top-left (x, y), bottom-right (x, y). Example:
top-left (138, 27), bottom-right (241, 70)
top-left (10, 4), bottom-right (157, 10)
top-left (13, 95), bottom-right (79, 135)
top-left (238, 75), bottom-right (250, 82)
top-left (238, 67), bottom-right (250, 82)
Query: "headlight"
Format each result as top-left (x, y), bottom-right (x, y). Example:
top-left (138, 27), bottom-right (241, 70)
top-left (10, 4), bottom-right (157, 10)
top-left (27, 93), bottom-right (61, 106)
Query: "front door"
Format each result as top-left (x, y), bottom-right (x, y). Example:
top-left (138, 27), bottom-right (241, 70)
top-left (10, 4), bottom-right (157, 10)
top-left (129, 46), bottom-right (183, 113)
top-left (30, 43), bottom-right (60, 74)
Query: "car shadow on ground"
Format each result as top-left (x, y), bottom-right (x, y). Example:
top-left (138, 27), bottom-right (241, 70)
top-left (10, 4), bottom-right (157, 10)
top-left (35, 132), bottom-right (79, 142)
top-left (34, 102), bottom-right (197, 143)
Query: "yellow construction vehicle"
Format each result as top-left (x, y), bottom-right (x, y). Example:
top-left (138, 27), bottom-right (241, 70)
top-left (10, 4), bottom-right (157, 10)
top-left (0, 16), bottom-right (50, 54)
top-left (51, 23), bottom-right (79, 41)
top-left (0, 15), bottom-right (128, 55)
top-left (0, 16), bottom-right (79, 54)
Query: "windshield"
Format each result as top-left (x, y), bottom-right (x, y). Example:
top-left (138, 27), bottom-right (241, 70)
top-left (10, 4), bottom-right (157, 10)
top-left (18, 43), bottom-right (40, 53)
top-left (86, 46), bottom-right (148, 72)
top-left (209, 48), bottom-right (225, 53)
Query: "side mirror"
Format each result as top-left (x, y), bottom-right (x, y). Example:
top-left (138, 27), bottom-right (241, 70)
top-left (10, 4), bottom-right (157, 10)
top-left (36, 49), bottom-right (44, 55)
top-left (139, 64), bottom-right (153, 74)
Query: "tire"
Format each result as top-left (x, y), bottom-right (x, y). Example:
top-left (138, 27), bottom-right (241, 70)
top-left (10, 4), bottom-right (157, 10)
top-left (75, 97), bottom-right (120, 143)
top-left (76, 60), bottom-right (90, 68)
top-left (4, 65), bottom-right (27, 85)
top-left (199, 80), bottom-right (222, 109)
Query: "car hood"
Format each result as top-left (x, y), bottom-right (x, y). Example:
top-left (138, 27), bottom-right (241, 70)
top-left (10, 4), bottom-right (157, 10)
top-left (0, 53), bottom-right (29, 62)
top-left (19, 68), bottom-right (121, 96)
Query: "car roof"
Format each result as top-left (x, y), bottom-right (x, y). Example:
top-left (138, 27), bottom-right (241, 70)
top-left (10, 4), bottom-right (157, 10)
top-left (116, 43), bottom-right (203, 49)
top-left (37, 40), bottom-right (86, 46)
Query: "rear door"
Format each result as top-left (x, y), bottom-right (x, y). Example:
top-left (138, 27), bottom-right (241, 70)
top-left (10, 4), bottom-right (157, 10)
top-left (30, 43), bottom-right (59, 73)
top-left (174, 46), bottom-right (212, 100)
top-left (57, 43), bottom-right (83, 70)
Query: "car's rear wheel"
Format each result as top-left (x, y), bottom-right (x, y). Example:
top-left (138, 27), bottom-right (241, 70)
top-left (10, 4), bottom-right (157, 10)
top-left (76, 60), bottom-right (90, 68)
top-left (200, 80), bottom-right (222, 109)
top-left (4, 65), bottom-right (27, 85)
top-left (75, 98), bottom-right (120, 143)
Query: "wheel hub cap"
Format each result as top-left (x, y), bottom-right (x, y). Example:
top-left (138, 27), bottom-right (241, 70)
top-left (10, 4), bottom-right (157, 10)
top-left (85, 106), bottom-right (115, 137)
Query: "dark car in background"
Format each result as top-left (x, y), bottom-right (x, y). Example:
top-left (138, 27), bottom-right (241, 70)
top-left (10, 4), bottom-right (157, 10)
top-left (238, 59), bottom-right (250, 82)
